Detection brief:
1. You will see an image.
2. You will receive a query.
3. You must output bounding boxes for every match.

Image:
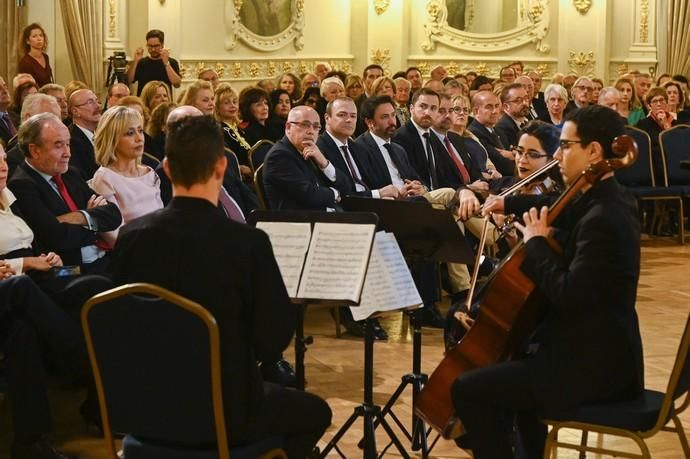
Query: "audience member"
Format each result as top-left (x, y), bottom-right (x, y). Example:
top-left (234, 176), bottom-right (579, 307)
top-left (140, 80), bottom-right (171, 115)
top-left (127, 29), bottom-right (181, 96)
top-left (540, 83), bottom-right (568, 129)
top-left (39, 83), bottom-right (68, 121)
top-left (197, 67), bottom-right (220, 90)
top-left (314, 62), bottom-right (332, 81)
top-left (591, 77), bottom-right (604, 103)
top-left (91, 106), bottom-right (163, 247)
top-left (320, 76), bottom-right (346, 102)
top-left (406, 66), bottom-right (423, 93)
top-left (468, 90), bottom-right (515, 176)
top-left (664, 80), bottom-right (685, 117)
top-left (566, 76), bottom-right (594, 112)
top-left (239, 86), bottom-right (281, 144)
top-left (430, 64), bottom-right (448, 81)
top-left (615, 77), bottom-right (645, 124)
top-left (344, 74), bottom-right (365, 105)
top-left (146, 101), bottom-right (176, 161)
top-left (108, 113), bottom-right (331, 457)
top-left (0, 76), bottom-right (17, 147)
top-left (498, 66), bottom-right (516, 83)
top-left (635, 73), bottom-right (653, 111)
top-left (363, 64), bottom-right (384, 96)
top-left (277, 72), bottom-right (302, 103)
top-left (495, 83), bottom-right (530, 150)
top-left (12, 73), bottom-right (37, 92)
top-left (67, 89), bottom-right (102, 180)
top-left (104, 82), bottom-right (130, 109)
top-left (300, 72), bottom-right (320, 95)
top-left (268, 88), bottom-right (292, 132)
top-left (9, 81), bottom-right (39, 128)
top-left (370, 76), bottom-right (396, 98)
top-left (636, 87), bottom-right (678, 184)
top-left (18, 23), bottom-right (54, 87)
top-left (449, 95), bottom-right (500, 179)
top-left (214, 84), bottom-right (252, 177)
top-left (9, 113), bottom-right (122, 274)
top-left (393, 77), bottom-right (411, 124)
top-left (509, 61), bottom-right (524, 76)
top-left (182, 79), bottom-right (214, 115)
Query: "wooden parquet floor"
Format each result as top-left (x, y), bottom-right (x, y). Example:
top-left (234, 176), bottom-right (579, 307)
top-left (1, 237), bottom-right (689, 458)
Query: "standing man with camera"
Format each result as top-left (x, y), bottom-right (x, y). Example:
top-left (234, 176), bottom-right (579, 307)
top-left (127, 29), bottom-right (181, 96)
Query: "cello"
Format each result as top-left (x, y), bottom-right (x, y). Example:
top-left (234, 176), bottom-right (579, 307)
top-left (415, 135), bottom-right (639, 439)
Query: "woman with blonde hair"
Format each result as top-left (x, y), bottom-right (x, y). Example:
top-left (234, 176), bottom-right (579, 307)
top-left (182, 79), bottom-right (214, 115)
top-left (370, 76), bottom-right (396, 98)
top-left (614, 77), bottom-right (645, 125)
top-left (214, 83), bottom-right (252, 178)
top-left (140, 80), bottom-right (171, 115)
top-left (92, 106), bottom-right (163, 246)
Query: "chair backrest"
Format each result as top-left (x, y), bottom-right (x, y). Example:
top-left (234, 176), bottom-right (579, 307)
top-left (82, 283), bottom-right (229, 459)
top-left (660, 124), bottom-right (690, 186)
top-left (225, 147), bottom-right (242, 180)
top-left (617, 126), bottom-right (655, 187)
top-left (651, 313), bottom-right (690, 433)
top-left (249, 140), bottom-right (275, 171)
top-left (253, 163), bottom-right (268, 210)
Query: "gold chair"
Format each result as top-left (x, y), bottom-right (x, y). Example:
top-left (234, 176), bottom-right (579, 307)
top-left (543, 313), bottom-right (690, 458)
top-left (253, 163), bottom-right (268, 210)
top-left (82, 283), bottom-right (287, 459)
top-left (249, 139), bottom-right (275, 171)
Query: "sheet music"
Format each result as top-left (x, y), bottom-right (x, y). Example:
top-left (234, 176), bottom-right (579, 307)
top-left (256, 221), bottom-right (312, 298)
top-left (297, 222), bottom-right (376, 302)
top-left (351, 232), bottom-right (423, 321)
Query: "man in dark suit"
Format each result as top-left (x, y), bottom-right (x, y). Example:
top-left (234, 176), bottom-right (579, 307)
top-left (9, 113), bottom-right (121, 275)
top-left (316, 97), bottom-right (399, 200)
top-left (67, 89), bottom-right (102, 180)
top-left (392, 87), bottom-right (462, 190)
top-left (0, 76), bottom-right (17, 147)
top-left (495, 83), bottom-right (530, 152)
top-left (468, 90), bottom-right (516, 177)
top-left (109, 114), bottom-right (331, 457)
top-left (263, 105), bottom-right (351, 210)
top-left (521, 73), bottom-right (546, 121)
top-left (454, 106), bottom-right (643, 459)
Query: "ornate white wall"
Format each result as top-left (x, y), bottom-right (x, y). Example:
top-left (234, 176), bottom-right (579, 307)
top-left (25, 0), bottom-right (662, 93)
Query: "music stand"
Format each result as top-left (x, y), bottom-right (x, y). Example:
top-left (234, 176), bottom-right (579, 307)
top-left (342, 197), bottom-right (475, 457)
top-left (248, 210), bottom-right (410, 458)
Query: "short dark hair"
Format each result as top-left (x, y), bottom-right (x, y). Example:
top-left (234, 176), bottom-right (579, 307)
top-left (564, 105), bottom-right (624, 159)
top-left (269, 88), bottom-right (291, 114)
top-left (325, 70), bottom-right (347, 83)
top-left (363, 64), bottom-right (384, 78)
top-left (238, 86), bottom-right (269, 122)
top-left (392, 71), bottom-right (406, 79)
top-left (165, 115), bottom-right (224, 187)
top-left (405, 66), bottom-right (421, 76)
top-left (146, 29), bottom-right (165, 43)
top-left (499, 83), bottom-right (525, 103)
top-left (360, 95), bottom-right (395, 121)
top-left (470, 75), bottom-right (493, 91)
top-left (410, 87), bottom-right (439, 106)
top-left (519, 120), bottom-right (561, 156)
top-left (672, 74), bottom-right (689, 85)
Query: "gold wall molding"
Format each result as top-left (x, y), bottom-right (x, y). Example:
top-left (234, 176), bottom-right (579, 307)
top-left (224, 0), bottom-right (305, 51)
top-left (107, 0), bottom-right (117, 38)
top-left (179, 58), bottom-right (354, 81)
top-left (373, 0), bottom-right (391, 15)
top-left (371, 48), bottom-right (391, 72)
top-left (407, 60), bottom-right (554, 79)
top-left (422, 0), bottom-right (551, 53)
top-left (639, 0), bottom-right (649, 43)
top-left (573, 0), bottom-right (592, 14)
top-left (568, 51), bottom-right (595, 77)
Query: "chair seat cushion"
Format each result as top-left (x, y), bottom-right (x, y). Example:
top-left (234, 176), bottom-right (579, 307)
top-left (122, 433), bottom-right (284, 459)
top-left (541, 390), bottom-right (666, 432)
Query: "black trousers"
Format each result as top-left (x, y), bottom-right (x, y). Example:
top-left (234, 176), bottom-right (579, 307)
top-left (257, 382), bottom-right (332, 458)
top-left (0, 276), bottom-right (82, 443)
top-left (451, 360), bottom-right (547, 459)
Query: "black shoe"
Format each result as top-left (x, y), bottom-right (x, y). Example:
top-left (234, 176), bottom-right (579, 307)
top-left (369, 318), bottom-right (388, 341)
top-left (412, 306), bottom-right (445, 329)
top-left (261, 359), bottom-right (297, 387)
top-left (11, 438), bottom-right (78, 459)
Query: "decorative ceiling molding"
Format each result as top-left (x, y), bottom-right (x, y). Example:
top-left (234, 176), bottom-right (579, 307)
top-left (422, 0), bottom-right (551, 53)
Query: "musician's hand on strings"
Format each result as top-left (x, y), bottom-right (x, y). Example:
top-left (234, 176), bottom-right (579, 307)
top-left (457, 189), bottom-right (480, 221)
top-left (482, 195), bottom-right (505, 216)
top-left (513, 206), bottom-right (551, 242)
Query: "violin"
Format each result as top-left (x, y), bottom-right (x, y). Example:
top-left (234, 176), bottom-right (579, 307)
top-left (416, 135), bottom-right (638, 439)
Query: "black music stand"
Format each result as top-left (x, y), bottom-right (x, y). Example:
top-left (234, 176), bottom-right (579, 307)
top-left (342, 197), bottom-right (475, 457)
top-left (248, 210), bottom-right (410, 458)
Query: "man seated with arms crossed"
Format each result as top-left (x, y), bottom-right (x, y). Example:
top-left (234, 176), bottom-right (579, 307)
top-left (9, 113), bottom-right (122, 275)
top-left (451, 105), bottom-right (643, 458)
top-left (109, 114), bottom-right (331, 458)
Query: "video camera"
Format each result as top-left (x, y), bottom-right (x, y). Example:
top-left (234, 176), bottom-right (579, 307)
top-left (106, 51), bottom-right (128, 85)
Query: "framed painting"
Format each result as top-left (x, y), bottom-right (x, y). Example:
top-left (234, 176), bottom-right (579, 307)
top-left (225, 0), bottom-right (305, 51)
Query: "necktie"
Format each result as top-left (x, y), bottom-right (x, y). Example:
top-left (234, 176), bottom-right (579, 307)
top-left (422, 132), bottom-right (438, 190)
top-left (52, 175), bottom-right (79, 211)
top-left (443, 136), bottom-right (471, 184)
top-left (340, 145), bottom-right (369, 190)
top-left (53, 174), bottom-right (111, 250)
top-left (218, 186), bottom-right (246, 223)
top-left (1, 113), bottom-right (16, 137)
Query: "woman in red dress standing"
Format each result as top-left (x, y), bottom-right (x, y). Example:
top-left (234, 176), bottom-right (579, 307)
top-left (18, 23), bottom-right (53, 87)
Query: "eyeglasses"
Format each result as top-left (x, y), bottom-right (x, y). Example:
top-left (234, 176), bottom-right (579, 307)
top-left (505, 97), bottom-right (527, 104)
top-left (558, 139), bottom-right (587, 150)
top-left (450, 107), bottom-right (469, 114)
top-left (146, 43), bottom-right (162, 49)
top-left (513, 148), bottom-right (549, 160)
top-left (288, 120), bottom-right (321, 131)
top-left (575, 85), bottom-right (594, 92)
top-left (74, 99), bottom-right (99, 108)
top-left (649, 97), bottom-right (667, 105)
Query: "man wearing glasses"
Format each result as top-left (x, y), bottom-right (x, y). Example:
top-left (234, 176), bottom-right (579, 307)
top-left (263, 105), bottom-right (350, 211)
top-left (67, 89), bottom-right (102, 180)
top-left (495, 83), bottom-right (530, 151)
top-left (127, 29), bottom-right (181, 97)
top-left (565, 76), bottom-right (594, 114)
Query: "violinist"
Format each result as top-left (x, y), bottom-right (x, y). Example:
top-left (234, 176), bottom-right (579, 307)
top-left (451, 105), bottom-right (644, 459)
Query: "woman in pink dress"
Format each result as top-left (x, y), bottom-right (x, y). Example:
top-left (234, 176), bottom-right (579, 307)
top-left (92, 106), bottom-right (163, 247)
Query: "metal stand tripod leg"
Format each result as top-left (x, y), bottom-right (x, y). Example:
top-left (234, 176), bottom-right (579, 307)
top-left (320, 318), bottom-right (410, 459)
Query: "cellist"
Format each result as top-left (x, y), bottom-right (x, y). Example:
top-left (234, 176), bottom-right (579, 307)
top-left (451, 105), bottom-right (644, 458)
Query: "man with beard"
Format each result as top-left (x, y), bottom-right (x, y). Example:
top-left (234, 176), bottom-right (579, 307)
top-left (495, 83), bottom-right (531, 151)
top-left (127, 29), bottom-right (181, 96)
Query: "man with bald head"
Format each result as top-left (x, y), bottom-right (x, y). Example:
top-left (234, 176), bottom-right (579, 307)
top-left (6, 93), bottom-right (61, 177)
top-left (263, 105), bottom-right (350, 210)
top-left (68, 88), bottom-right (102, 179)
